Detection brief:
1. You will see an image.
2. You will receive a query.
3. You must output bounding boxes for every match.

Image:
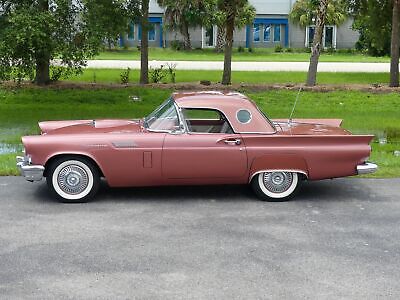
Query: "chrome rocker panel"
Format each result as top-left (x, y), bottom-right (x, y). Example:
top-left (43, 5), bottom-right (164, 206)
top-left (357, 162), bottom-right (378, 175)
top-left (16, 156), bottom-right (45, 182)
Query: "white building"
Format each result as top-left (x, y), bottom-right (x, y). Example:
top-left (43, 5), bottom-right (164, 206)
top-left (121, 0), bottom-right (359, 49)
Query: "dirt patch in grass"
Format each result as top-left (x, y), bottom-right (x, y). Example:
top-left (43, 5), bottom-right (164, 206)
top-left (2, 80), bottom-right (400, 94)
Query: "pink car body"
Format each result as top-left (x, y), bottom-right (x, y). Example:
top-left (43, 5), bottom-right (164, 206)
top-left (17, 91), bottom-right (377, 202)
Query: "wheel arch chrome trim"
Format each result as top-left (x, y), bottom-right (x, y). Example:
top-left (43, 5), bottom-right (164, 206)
top-left (249, 169), bottom-right (308, 183)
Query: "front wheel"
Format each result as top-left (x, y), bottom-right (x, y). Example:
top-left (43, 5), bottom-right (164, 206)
top-left (251, 171), bottom-right (301, 202)
top-left (46, 157), bottom-right (100, 203)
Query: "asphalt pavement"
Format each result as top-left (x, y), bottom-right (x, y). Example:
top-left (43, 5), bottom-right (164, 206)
top-left (84, 60), bottom-right (391, 73)
top-left (0, 176), bottom-right (399, 299)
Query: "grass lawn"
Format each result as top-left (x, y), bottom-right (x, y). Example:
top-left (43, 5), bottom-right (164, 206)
top-left (94, 48), bottom-right (391, 63)
top-left (70, 68), bottom-right (391, 85)
top-left (0, 86), bottom-right (399, 178)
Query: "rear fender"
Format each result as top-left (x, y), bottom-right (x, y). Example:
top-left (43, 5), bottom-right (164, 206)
top-left (249, 154), bottom-right (309, 182)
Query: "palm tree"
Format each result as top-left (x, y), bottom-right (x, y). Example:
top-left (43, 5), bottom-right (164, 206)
top-left (217, 0), bottom-right (255, 85)
top-left (157, 0), bottom-right (212, 50)
top-left (290, 0), bottom-right (347, 86)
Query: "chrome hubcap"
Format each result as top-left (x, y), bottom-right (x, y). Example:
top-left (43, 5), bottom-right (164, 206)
top-left (263, 172), bottom-right (293, 193)
top-left (57, 165), bottom-right (89, 195)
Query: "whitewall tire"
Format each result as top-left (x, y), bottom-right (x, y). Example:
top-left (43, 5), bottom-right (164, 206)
top-left (251, 171), bottom-right (301, 202)
top-left (46, 156), bottom-right (100, 203)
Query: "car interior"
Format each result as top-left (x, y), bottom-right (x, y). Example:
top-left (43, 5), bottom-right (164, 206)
top-left (182, 108), bottom-right (234, 134)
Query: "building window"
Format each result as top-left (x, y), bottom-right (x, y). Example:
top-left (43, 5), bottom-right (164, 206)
top-left (148, 23), bottom-right (156, 41)
top-left (128, 23), bottom-right (134, 40)
top-left (263, 24), bottom-right (271, 42)
top-left (308, 26), bottom-right (315, 47)
top-left (306, 25), bottom-right (336, 48)
top-left (325, 26), bottom-right (334, 48)
top-left (273, 25), bottom-right (281, 42)
top-left (253, 24), bottom-right (260, 42)
top-left (138, 23), bottom-right (156, 41)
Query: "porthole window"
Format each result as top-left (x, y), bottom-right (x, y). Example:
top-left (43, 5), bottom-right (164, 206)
top-left (237, 109), bottom-right (252, 124)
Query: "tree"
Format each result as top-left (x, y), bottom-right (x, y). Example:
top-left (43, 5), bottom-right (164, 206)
top-left (390, 0), bottom-right (400, 87)
top-left (289, 0), bottom-right (347, 86)
top-left (306, 0), bottom-right (328, 86)
top-left (84, 0), bottom-right (132, 51)
top-left (217, 0), bottom-right (255, 85)
top-left (157, 0), bottom-right (212, 50)
top-left (350, 0), bottom-right (400, 87)
top-left (212, 5), bottom-right (254, 53)
top-left (140, 0), bottom-right (150, 84)
top-left (0, 0), bottom-right (134, 85)
top-left (351, 1), bottom-right (392, 56)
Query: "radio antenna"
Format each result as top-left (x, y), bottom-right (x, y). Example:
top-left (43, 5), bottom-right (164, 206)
top-left (289, 86), bottom-right (302, 126)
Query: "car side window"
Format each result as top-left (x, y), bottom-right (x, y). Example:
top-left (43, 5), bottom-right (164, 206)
top-left (182, 108), bottom-right (234, 134)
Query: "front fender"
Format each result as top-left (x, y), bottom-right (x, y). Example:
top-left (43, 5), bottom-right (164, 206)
top-left (43, 151), bottom-right (106, 177)
top-left (249, 154), bottom-right (309, 182)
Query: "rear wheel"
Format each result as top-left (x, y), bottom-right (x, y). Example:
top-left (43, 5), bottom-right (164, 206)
top-left (251, 171), bottom-right (301, 202)
top-left (46, 156), bottom-right (100, 203)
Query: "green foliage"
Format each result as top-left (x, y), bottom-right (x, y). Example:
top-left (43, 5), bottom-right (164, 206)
top-left (0, 0), bottom-right (140, 85)
top-left (120, 68), bottom-right (131, 84)
top-left (149, 66), bottom-right (166, 83)
top-left (350, 1), bottom-right (392, 56)
top-left (166, 63), bottom-right (177, 83)
top-left (157, 0), bottom-right (215, 48)
top-left (215, 0), bottom-right (256, 28)
top-left (289, 0), bottom-right (347, 27)
top-left (170, 40), bottom-right (183, 51)
top-left (238, 46), bottom-right (245, 53)
top-left (83, 0), bottom-right (137, 50)
top-left (325, 46), bottom-right (335, 54)
top-left (50, 66), bottom-right (65, 82)
top-left (158, 0), bottom-right (213, 29)
top-left (274, 45), bottom-right (283, 53)
top-left (0, 5), bottom-right (53, 82)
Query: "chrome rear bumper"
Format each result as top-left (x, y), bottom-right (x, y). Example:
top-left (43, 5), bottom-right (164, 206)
top-left (16, 156), bottom-right (45, 182)
top-left (357, 162), bottom-right (378, 175)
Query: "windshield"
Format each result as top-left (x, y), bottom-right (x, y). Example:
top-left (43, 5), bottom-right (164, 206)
top-left (144, 98), bottom-right (180, 132)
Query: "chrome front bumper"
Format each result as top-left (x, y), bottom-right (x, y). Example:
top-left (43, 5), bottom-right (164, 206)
top-left (16, 156), bottom-right (45, 182)
top-left (357, 162), bottom-right (378, 175)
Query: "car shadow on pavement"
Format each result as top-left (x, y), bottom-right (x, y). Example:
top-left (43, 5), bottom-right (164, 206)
top-left (94, 182), bottom-right (256, 203)
top-left (31, 178), bottom-right (374, 204)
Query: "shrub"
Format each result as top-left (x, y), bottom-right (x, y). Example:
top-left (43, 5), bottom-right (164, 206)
top-left (50, 66), bottom-right (65, 82)
top-left (171, 40), bottom-right (183, 51)
top-left (325, 47), bottom-right (336, 54)
top-left (238, 46), bottom-right (245, 53)
top-left (166, 63), bottom-right (177, 83)
top-left (285, 47), bottom-right (293, 53)
top-left (120, 67), bottom-right (130, 84)
top-left (274, 45), bottom-right (283, 53)
top-left (149, 65), bottom-right (166, 83)
top-left (248, 47), bottom-right (254, 53)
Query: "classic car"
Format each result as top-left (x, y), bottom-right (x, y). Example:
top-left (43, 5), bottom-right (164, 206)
top-left (17, 91), bottom-right (377, 203)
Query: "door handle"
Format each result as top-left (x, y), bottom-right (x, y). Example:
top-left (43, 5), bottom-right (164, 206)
top-left (224, 139), bottom-right (241, 145)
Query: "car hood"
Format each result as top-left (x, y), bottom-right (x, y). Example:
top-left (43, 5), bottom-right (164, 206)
top-left (272, 119), bottom-right (352, 135)
top-left (39, 119), bottom-right (143, 135)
